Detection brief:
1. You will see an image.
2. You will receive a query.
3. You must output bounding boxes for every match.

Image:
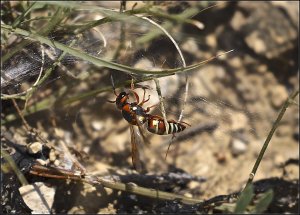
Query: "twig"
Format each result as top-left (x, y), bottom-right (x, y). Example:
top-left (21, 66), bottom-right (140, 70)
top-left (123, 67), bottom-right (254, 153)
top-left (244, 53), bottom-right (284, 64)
top-left (11, 98), bottom-right (31, 131)
top-left (29, 163), bottom-right (203, 205)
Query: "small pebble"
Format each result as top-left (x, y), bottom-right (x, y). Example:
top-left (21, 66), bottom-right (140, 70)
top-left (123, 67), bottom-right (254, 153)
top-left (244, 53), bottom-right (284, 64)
top-left (49, 149), bottom-right (57, 162)
top-left (27, 142), bottom-right (43, 154)
top-left (270, 85), bottom-right (288, 108)
top-left (91, 121), bottom-right (104, 131)
top-left (274, 154), bottom-right (285, 166)
top-left (54, 160), bottom-right (60, 167)
top-left (230, 139), bottom-right (248, 156)
top-left (188, 181), bottom-right (201, 190)
top-left (183, 193), bottom-right (193, 198)
top-left (36, 159), bottom-right (49, 166)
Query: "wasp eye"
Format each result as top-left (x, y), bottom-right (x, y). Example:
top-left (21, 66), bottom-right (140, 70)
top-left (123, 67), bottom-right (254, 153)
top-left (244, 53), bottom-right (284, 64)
top-left (120, 92), bottom-right (127, 98)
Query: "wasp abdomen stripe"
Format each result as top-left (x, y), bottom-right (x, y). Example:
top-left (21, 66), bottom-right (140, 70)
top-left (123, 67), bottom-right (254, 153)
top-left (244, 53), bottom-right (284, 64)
top-left (147, 118), bottom-right (187, 135)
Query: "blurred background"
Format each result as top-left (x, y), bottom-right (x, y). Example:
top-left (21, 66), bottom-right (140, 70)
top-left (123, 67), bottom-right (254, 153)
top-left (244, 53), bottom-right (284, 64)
top-left (1, 1), bottom-right (299, 213)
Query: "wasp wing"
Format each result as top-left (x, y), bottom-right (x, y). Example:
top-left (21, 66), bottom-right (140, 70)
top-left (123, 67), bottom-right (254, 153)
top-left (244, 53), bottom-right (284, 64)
top-left (134, 114), bottom-right (170, 172)
top-left (134, 114), bottom-right (151, 146)
top-left (130, 124), bottom-right (146, 173)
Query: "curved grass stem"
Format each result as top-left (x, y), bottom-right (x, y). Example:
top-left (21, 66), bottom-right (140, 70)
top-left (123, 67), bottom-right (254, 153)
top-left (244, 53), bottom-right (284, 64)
top-left (1, 24), bottom-right (232, 76)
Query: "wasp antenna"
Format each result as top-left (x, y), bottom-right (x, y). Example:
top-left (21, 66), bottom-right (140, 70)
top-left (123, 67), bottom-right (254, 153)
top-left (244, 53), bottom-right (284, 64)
top-left (180, 121), bottom-right (191, 127)
top-left (165, 142), bottom-right (172, 160)
top-left (110, 75), bottom-right (118, 96)
top-left (107, 99), bottom-right (116, 103)
top-left (165, 135), bottom-right (176, 160)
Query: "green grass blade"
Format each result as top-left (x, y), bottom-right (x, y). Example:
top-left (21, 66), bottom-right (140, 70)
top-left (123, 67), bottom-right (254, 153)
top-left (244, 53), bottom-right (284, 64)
top-left (12, 1), bottom-right (37, 28)
top-left (1, 149), bottom-right (29, 186)
top-left (2, 7), bottom-right (67, 64)
top-left (234, 184), bottom-right (254, 213)
top-left (253, 189), bottom-right (274, 213)
top-left (2, 24), bottom-right (232, 76)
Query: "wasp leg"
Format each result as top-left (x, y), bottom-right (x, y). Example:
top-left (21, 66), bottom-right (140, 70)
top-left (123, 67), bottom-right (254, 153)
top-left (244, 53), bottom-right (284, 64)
top-left (165, 133), bottom-right (176, 160)
top-left (140, 95), bottom-right (150, 106)
top-left (145, 104), bottom-right (159, 113)
top-left (107, 99), bottom-right (116, 103)
top-left (110, 75), bottom-right (118, 96)
top-left (139, 88), bottom-right (151, 106)
top-left (168, 119), bottom-right (191, 127)
top-left (179, 121), bottom-right (191, 127)
top-left (129, 89), bottom-right (140, 104)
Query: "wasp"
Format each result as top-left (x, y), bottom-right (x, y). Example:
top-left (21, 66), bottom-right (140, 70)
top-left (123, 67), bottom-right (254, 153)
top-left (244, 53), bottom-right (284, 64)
top-left (114, 88), bottom-right (189, 135)
top-left (109, 84), bottom-right (190, 172)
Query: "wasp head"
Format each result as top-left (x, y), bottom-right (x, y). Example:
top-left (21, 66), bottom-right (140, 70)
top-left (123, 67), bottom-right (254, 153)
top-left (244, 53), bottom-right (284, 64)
top-left (116, 92), bottom-right (129, 109)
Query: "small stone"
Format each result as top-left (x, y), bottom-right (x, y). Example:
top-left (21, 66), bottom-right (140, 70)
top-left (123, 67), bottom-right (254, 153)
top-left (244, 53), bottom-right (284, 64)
top-left (133, 58), bottom-right (153, 70)
top-left (276, 125), bottom-right (292, 137)
top-left (91, 121), bottom-right (103, 131)
top-left (230, 11), bottom-right (247, 31)
top-left (181, 38), bottom-right (199, 54)
top-left (54, 128), bottom-right (64, 138)
top-left (19, 182), bottom-right (55, 214)
top-left (206, 34), bottom-right (217, 47)
top-left (230, 139), bottom-right (248, 156)
top-left (104, 187), bottom-right (113, 195)
top-left (49, 149), bottom-right (57, 162)
top-left (270, 85), bottom-right (288, 108)
top-left (283, 164), bottom-right (299, 180)
top-left (54, 160), bottom-right (60, 166)
top-left (257, 64), bottom-right (268, 73)
top-left (230, 57), bottom-right (242, 68)
top-left (245, 32), bottom-right (267, 54)
top-left (274, 154), bottom-right (285, 166)
top-left (213, 151), bottom-right (227, 164)
top-left (27, 142), bottom-right (43, 154)
top-left (231, 112), bottom-right (249, 131)
top-left (36, 159), bottom-right (49, 166)
top-left (98, 203), bottom-right (116, 214)
top-left (188, 181), bottom-right (201, 190)
top-left (183, 193), bottom-right (193, 198)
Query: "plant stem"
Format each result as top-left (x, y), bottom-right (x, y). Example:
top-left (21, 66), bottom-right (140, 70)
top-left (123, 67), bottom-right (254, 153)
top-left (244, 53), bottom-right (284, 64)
top-left (244, 90), bottom-right (299, 189)
top-left (29, 164), bottom-right (203, 205)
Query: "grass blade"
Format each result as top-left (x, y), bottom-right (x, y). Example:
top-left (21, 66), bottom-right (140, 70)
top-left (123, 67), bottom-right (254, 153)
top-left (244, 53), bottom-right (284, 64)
top-left (2, 24), bottom-right (233, 76)
top-left (254, 189), bottom-right (274, 213)
top-left (234, 184), bottom-right (254, 213)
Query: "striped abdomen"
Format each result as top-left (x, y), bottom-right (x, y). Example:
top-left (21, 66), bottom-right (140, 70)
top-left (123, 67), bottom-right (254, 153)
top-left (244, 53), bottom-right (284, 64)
top-left (147, 116), bottom-right (186, 135)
